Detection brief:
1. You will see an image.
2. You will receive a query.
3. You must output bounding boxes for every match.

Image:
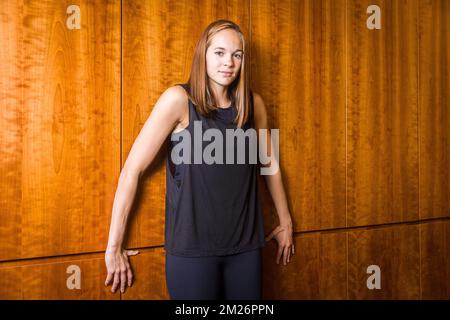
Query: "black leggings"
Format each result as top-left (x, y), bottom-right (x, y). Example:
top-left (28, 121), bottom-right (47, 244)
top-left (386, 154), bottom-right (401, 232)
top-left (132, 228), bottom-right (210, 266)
top-left (165, 248), bottom-right (262, 300)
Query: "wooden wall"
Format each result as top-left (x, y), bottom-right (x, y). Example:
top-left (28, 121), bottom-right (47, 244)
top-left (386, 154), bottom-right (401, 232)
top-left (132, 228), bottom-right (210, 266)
top-left (0, 0), bottom-right (448, 299)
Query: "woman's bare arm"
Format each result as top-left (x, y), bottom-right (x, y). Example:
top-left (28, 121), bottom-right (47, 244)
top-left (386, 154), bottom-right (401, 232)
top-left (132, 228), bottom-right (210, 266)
top-left (253, 92), bottom-right (294, 265)
top-left (106, 85), bottom-right (187, 250)
top-left (253, 92), bottom-right (292, 225)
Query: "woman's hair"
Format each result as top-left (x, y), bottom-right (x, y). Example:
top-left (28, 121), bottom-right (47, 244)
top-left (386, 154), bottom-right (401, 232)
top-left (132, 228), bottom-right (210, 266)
top-left (186, 19), bottom-right (252, 128)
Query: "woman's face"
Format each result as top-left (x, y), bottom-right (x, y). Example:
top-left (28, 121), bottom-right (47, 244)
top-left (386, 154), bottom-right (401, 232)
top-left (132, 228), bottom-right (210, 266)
top-left (205, 29), bottom-right (243, 88)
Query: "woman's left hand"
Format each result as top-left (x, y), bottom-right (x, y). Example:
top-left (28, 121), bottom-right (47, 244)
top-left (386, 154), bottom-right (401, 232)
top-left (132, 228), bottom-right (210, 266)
top-left (265, 221), bottom-right (295, 265)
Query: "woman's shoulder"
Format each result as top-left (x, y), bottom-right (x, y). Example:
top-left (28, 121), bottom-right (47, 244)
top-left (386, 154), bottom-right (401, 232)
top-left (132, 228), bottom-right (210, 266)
top-left (251, 91), bottom-right (268, 129)
top-left (152, 85), bottom-right (189, 123)
top-left (164, 83), bottom-right (189, 100)
top-left (162, 84), bottom-right (190, 130)
top-left (159, 84), bottom-right (190, 109)
top-left (251, 91), bottom-right (263, 103)
top-left (251, 91), bottom-right (265, 114)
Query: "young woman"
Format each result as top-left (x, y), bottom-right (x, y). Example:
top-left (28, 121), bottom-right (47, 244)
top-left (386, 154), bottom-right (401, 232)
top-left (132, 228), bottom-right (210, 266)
top-left (105, 19), bottom-right (294, 300)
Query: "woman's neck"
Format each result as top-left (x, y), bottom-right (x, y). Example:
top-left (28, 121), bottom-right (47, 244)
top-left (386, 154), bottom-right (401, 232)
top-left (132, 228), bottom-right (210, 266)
top-left (209, 81), bottom-right (230, 108)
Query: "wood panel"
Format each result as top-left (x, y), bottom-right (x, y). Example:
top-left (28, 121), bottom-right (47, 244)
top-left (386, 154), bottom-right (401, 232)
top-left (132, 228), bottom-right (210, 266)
top-left (419, 0), bottom-right (450, 219)
top-left (0, 253), bottom-right (119, 299)
top-left (262, 232), bottom-right (347, 299)
top-left (347, 0), bottom-right (419, 226)
top-left (420, 220), bottom-right (450, 299)
top-left (348, 224), bottom-right (420, 299)
top-left (121, 247), bottom-right (168, 299)
top-left (0, 0), bottom-right (121, 261)
top-left (251, 0), bottom-right (347, 232)
top-left (122, 0), bottom-right (252, 249)
top-left (0, 0), bottom-right (449, 300)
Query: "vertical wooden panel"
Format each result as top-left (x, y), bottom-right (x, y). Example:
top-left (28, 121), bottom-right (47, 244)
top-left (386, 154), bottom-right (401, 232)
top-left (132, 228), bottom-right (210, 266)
top-left (0, 255), bottom-right (119, 299)
top-left (263, 232), bottom-right (347, 299)
top-left (0, 0), bottom-right (448, 300)
top-left (347, 0), bottom-right (419, 226)
top-left (0, 0), bottom-right (121, 261)
top-left (122, 0), bottom-right (251, 249)
top-left (419, 0), bottom-right (450, 219)
top-left (420, 221), bottom-right (450, 299)
top-left (348, 224), bottom-right (420, 299)
top-left (121, 248), bottom-right (168, 299)
top-left (251, 0), bottom-right (346, 232)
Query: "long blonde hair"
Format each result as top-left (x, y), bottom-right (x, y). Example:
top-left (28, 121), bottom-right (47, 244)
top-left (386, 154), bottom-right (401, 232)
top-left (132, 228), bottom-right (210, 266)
top-left (186, 19), bottom-right (252, 128)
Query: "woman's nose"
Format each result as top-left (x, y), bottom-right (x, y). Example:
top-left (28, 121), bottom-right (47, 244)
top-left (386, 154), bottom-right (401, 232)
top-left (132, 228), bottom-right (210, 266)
top-left (224, 54), bottom-right (234, 67)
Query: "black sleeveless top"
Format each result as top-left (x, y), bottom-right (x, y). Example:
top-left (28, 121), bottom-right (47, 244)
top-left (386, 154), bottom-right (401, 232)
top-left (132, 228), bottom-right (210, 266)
top-left (164, 83), bottom-right (266, 257)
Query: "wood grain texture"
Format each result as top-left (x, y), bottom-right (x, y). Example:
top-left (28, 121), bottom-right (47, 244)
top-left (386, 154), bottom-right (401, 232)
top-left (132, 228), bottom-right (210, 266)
top-left (347, 0), bottom-right (419, 226)
top-left (0, 0), bottom-right (121, 261)
top-left (263, 232), bottom-right (347, 299)
top-left (121, 0), bottom-right (251, 249)
top-left (419, 0), bottom-right (450, 219)
top-left (0, 0), bottom-right (449, 300)
top-left (0, 253), bottom-right (119, 299)
top-left (251, 0), bottom-right (347, 232)
top-left (120, 247), bottom-right (168, 299)
top-left (348, 224), bottom-right (420, 299)
top-left (420, 220), bottom-right (450, 299)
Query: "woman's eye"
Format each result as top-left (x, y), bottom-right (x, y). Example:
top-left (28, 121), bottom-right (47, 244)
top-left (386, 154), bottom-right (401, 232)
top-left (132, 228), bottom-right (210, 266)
top-left (214, 52), bottom-right (241, 59)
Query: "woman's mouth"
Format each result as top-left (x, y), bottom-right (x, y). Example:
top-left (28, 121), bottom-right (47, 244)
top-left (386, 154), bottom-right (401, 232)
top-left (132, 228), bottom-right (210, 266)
top-left (220, 71), bottom-right (233, 77)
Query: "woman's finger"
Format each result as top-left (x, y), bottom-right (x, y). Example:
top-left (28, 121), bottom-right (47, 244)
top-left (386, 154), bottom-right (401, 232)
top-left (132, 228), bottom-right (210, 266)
top-left (127, 267), bottom-right (133, 287)
top-left (112, 270), bottom-right (120, 292)
top-left (120, 267), bottom-right (127, 293)
top-left (105, 271), bottom-right (113, 286)
top-left (124, 260), bottom-right (133, 287)
top-left (266, 226), bottom-right (283, 242)
top-left (283, 246), bottom-right (289, 265)
top-left (276, 245), bottom-right (283, 264)
top-left (265, 229), bottom-right (276, 242)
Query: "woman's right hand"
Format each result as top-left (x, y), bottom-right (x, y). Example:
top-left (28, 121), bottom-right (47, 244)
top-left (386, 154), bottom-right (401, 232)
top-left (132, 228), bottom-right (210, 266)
top-left (104, 247), bottom-right (139, 293)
